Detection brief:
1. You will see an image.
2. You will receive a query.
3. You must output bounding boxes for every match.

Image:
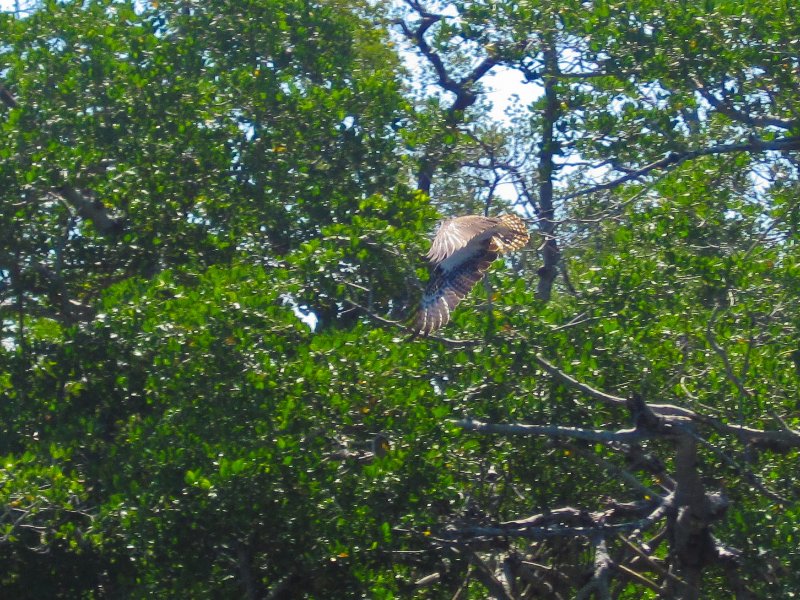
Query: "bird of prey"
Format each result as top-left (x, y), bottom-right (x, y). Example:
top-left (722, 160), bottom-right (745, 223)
top-left (411, 214), bottom-right (529, 335)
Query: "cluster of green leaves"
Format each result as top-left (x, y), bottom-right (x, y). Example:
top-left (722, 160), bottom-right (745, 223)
top-left (2, 0), bottom-right (800, 598)
top-left (1, 0), bottom-right (450, 596)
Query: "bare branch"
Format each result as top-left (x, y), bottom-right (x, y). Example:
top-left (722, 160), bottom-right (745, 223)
top-left (617, 533), bottom-right (680, 585)
top-left (465, 550), bottom-right (514, 600)
top-left (575, 535), bottom-right (612, 600)
top-left (533, 354), bottom-right (627, 406)
top-left (692, 76), bottom-right (798, 131)
top-left (532, 353), bottom-right (800, 449)
top-left (396, 1), bottom-right (537, 195)
top-left (561, 136), bottom-right (800, 202)
top-left (413, 572), bottom-right (441, 587)
top-left (690, 431), bottom-right (791, 505)
top-left (440, 498), bottom-right (670, 542)
top-left (706, 307), bottom-right (751, 398)
top-left (567, 442), bottom-right (661, 499)
top-left (453, 417), bottom-right (652, 443)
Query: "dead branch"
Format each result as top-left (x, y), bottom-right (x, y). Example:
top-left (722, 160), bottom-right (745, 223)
top-left (691, 76), bottom-right (798, 131)
top-left (439, 498), bottom-right (669, 543)
top-left (574, 535), bottom-right (611, 600)
top-left (453, 417), bottom-right (654, 444)
top-left (560, 136), bottom-right (800, 203)
top-left (532, 353), bottom-right (800, 449)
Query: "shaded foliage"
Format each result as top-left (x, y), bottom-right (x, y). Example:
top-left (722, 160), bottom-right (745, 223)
top-left (2, 0), bottom-right (800, 598)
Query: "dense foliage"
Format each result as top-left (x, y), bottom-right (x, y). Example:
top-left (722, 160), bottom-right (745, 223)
top-left (2, 0), bottom-right (799, 597)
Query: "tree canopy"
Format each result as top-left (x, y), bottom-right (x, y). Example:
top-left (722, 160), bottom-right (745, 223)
top-left (2, 0), bottom-right (800, 598)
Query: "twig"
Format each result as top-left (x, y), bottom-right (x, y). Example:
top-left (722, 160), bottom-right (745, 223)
top-left (567, 443), bottom-right (661, 500)
top-left (533, 354), bottom-right (627, 406)
top-left (617, 534), bottom-right (681, 585)
top-left (689, 430), bottom-right (790, 505)
top-left (414, 572), bottom-right (441, 587)
top-left (615, 563), bottom-right (663, 594)
top-left (705, 306), bottom-right (752, 403)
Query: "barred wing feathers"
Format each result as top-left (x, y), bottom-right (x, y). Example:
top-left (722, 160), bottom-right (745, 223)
top-left (412, 214), bottom-right (529, 335)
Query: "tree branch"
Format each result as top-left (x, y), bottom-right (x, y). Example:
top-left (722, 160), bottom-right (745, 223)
top-left (532, 352), bottom-right (800, 449)
top-left (56, 186), bottom-right (124, 235)
top-left (667, 434), bottom-right (709, 600)
top-left (533, 354), bottom-right (627, 406)
top-left (535, 39), bottom-right (561, 302)
top-left (1, 81), bottom-right (124, 235)
top-left (705, 306), bottom-right (752, 403)
top-left (0, 83), bottom-right (19, 108)
top-left (561, 136), bottom-right (800, 202)
top-left (575, 535), bottom-right (612, 600)
top-left (691, 76), bottom-right (799, 131)
top-left (567, 442), bottom-right (662, 499)
top-left (397, 1), bottom-right (519, 195)
top-left (453, 417), bottom-right (652, 443)
top-left (464, 549), bottom-right (514, 600)
top-left (440, 498), bottom-right (670, 542)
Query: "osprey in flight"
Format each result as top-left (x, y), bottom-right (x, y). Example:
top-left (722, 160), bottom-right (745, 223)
top-left (411, 214), bottom-right (529, 335)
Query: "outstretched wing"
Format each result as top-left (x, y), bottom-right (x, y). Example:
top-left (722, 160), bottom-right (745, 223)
top-left (411, 214), bottom-right (529, 335)
top-left (425, 215), bottom-right (500, 264)
top-left (412, 250), bottom-right (498, 335)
